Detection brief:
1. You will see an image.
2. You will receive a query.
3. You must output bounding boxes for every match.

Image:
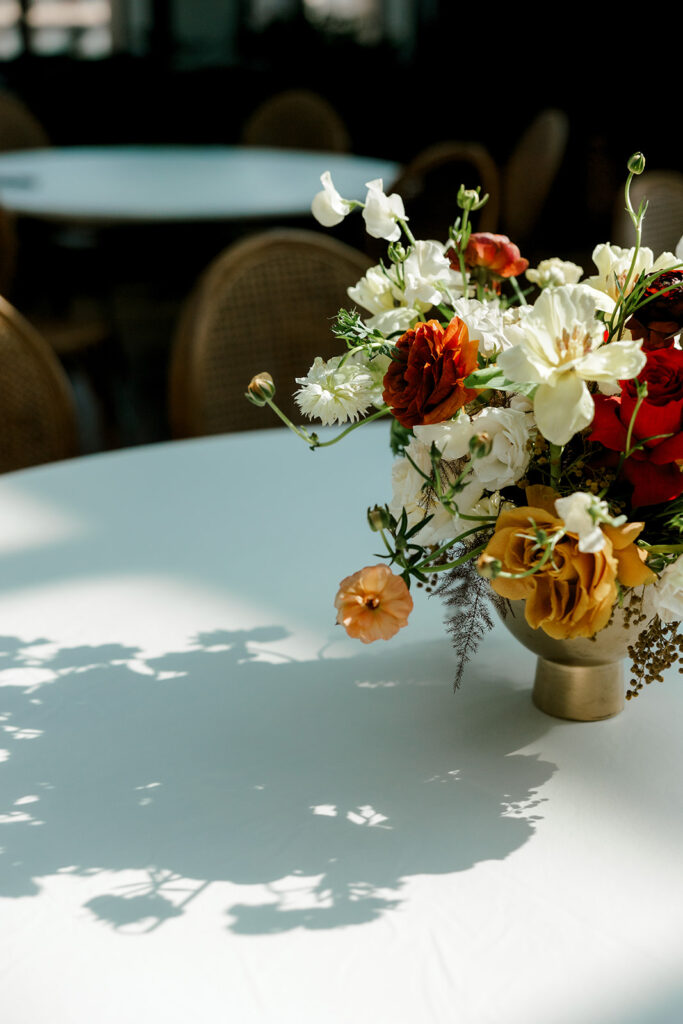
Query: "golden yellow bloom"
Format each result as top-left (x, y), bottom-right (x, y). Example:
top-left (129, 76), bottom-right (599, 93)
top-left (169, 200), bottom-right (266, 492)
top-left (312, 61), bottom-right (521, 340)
top-left (479, 505), bottom-right (653, 640)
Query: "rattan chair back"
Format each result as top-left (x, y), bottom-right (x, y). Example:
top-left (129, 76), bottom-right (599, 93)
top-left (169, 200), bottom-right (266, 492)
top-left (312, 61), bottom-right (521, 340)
top-left (387, 141), bottom-right (500, 241)
top-left (612, 170), bottom-right (683, 256)
top-left (169, 230), bottom-right (372, 437)
top-left (0, 91), bottom-right (49, 151)
top-left (241, 89), bottom-right (351, 152)
top-left (0, 296), bottom-right (79, 472)
top-left (502, 108), bottom-right (569, 241)
top-left (0, 204), bottom-right (17, 296)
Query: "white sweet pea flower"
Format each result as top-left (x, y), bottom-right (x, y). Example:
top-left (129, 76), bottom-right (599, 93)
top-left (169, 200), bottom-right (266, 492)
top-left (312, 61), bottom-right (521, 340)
top-left (554, 492), bottom-right (613, 553)
top-left (452, 297), bottom-right (511, 357)
top-left (586, 243), bottom-right (678, 301)
top-left (347, 263), bottom-right (420, 334)
top-left (294, 354), bottom-right (375, 425)
top-left (526, 257), bottom-right (583, 289)
top-left (362, 179), bottom-right (405, 242)
top-left (311, 171), bottom-right (353, 228)
top-left (652, 555), bottom-right (683, 623)
top-left (496, 283), bottom-right (646, 446)
top-left (390, 435), bottom-right (482, 545)
top-left (402, 240), bottom-right (463, 308)
top-left (365, 307), bottom-right (419, 334)
top-left (676, 235), bottom-right (683, 262)
top-left (348, 264), bottom-right (401, 316)
top-left (467, 406), bottom-right (534, 490)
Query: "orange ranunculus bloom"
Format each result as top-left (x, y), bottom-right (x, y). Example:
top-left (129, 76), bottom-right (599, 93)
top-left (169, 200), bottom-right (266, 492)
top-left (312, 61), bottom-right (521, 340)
top-left (382, 317), bottom-right (479, 428)
top-left (463, 232), bottom-right (529, 279)
top-left (334, 564), bottom-right (413, 643)
top-left (478, 506), bottom-right (654, 640)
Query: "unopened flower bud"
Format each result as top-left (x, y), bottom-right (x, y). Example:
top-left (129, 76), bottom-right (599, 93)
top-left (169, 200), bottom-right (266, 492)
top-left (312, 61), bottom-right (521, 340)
top-left (246, 372), bottom-right (275, 406)
top-left (469, 431), bottom-right (493, 459)
top-left (477, 554), bottom-right (502, 580)
top-left (367, 505), bottom-right (391, 532)
top-left (388, 242), bottom-right (407, 263)
top-left (457, 185), bottom-right (480, 210)
top-left (628, 152), bottom-right (646, 175)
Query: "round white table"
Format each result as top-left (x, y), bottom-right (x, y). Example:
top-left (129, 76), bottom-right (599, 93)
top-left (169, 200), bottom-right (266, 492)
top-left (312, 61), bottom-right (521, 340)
top-left (0, 145), bottom-right (400, 225)
top-left (0, 426), bottom-right (681, 1024)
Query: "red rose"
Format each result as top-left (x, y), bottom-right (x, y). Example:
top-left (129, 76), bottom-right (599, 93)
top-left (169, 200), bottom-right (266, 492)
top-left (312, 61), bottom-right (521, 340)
top-left (627, 269), bottom-right (683, 349)
top-left (589, 346), bottom-right (683, 506)
top-left (382, 317), bottom-right (479, 428)
top-left (462, 233), bottom-right (529, 278)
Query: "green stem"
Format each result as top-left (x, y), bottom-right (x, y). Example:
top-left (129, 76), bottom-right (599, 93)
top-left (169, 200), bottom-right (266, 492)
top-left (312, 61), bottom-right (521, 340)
top-left (398, 218), bottom-right (416, 246)
top-left (265, 400), bottom-right (389, 449)
top-left (413, 525), bottom-right (492, 571)
top-left (426, 542), bottom-right (488, 574)
top-left (509, 275), bottom-right (526, 306)
top-left (639, 542), bottom-right (683, 554)
top-left (549, 443), bottom-right (563, 489)
top-left (311, 407), bottom-right (391, 447)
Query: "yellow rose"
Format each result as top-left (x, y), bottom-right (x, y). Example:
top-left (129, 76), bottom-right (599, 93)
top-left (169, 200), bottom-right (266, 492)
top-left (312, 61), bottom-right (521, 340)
top-left (479, 505), bottom-right (654, 640)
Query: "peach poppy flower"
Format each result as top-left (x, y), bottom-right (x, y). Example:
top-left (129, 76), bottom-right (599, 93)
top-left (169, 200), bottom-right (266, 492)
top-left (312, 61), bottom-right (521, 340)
top-left (334, 564), bottom-right (413, 643)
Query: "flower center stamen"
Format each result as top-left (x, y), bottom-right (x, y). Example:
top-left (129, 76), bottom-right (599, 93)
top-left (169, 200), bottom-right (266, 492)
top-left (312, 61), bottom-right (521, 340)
top-left (365, 596), bottom-right (381, 610)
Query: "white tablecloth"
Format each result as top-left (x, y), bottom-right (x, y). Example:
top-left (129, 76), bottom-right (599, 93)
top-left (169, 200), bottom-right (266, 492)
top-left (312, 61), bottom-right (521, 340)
top-left (0, 146), bottom-right (400, 224)
top-left (0, 426), bottom-right (681, 1024)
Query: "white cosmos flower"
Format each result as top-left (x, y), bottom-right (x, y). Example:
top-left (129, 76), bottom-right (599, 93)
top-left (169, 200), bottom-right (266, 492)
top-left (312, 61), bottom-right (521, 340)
top-left (526, 257), bottom-right (583, 289)
top-left (652, 555), bottom-right (683, 624)
top-left (586, 243), bottom-right (678, 301)
top-left (362, 179), bottom-right (405, 242)
top-left (294, 355), bottom-right (375, 425)
top-left (497, 283), bottom-right (646, 446)
top-left (311, 171), bottom-right (353, 227)
top-left (390, 437), bottom-right (482, 545)
top-left (402, 240), bottom-right (463, 308)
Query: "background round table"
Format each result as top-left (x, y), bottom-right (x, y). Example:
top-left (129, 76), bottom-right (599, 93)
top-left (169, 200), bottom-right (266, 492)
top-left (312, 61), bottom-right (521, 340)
top-left (0, 145), bottom-right (401, 225)
top-left (0, 425), bottom-right (681, 1024)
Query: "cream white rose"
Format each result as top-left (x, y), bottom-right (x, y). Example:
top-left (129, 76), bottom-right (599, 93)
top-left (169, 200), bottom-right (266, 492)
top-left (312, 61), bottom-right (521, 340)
top-left (467, 406), bottom-right (534, 490)
top-left (526, 257), bottom-right (583, 289)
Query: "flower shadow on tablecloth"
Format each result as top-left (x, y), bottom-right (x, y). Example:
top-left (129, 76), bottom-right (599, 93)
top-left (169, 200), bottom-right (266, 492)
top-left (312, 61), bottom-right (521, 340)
top-left (0, 627), bottom-right (556, 934)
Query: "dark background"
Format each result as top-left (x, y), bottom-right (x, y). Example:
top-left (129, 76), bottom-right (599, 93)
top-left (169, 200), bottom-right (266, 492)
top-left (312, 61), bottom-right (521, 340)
top-left (0, 2), bottom-right (679, 448)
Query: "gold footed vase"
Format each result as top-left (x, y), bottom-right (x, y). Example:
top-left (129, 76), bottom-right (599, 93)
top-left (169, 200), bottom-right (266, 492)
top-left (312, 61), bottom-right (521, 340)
top-left (500, 598), bottom-right (650, 722)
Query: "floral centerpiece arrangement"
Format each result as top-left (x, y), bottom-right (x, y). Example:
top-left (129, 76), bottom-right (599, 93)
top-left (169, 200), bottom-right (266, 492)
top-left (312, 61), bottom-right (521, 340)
top-left (247, 154), bottom-right (683, 705)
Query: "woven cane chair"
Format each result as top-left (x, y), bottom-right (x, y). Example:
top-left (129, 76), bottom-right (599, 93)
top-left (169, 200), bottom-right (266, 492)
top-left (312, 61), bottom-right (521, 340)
top-left (501, 108), bottom-right (569, 242)
top-left (387, 141), bottom-right (500, 242)
top-left (241, 89), bottom-right (351, 152)
top-left (169, 230), bottom-right (372, 437)
top-left (0, 296), bottom-right (79, 473)
top-left (612, 170), bottom-right (683, 256)
top-left (0, 204), bottom-right (17, 297)
top-left (0, 90), bottom-right (50, 152)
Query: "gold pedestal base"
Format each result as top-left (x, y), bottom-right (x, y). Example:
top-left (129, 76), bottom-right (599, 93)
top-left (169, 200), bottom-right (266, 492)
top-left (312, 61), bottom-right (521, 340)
top-left (532, 657), bottom-right (624, 721)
